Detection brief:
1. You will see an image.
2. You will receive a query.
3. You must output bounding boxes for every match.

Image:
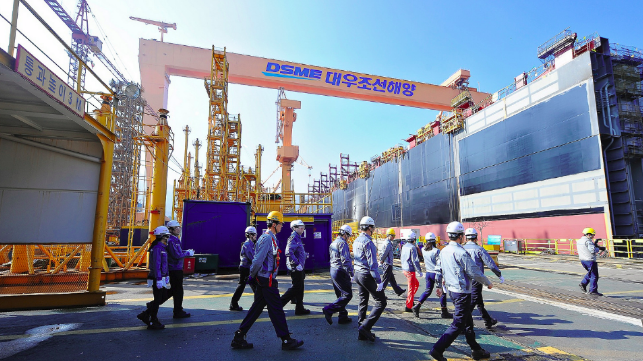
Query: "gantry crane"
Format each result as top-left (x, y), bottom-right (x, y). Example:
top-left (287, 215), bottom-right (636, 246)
top-left (130, 16), bottom-right (176, 42)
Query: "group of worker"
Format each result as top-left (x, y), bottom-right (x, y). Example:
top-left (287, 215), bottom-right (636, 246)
top-left (136, 211), bottom-right (605, 361)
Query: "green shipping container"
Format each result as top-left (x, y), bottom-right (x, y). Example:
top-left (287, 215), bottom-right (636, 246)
top-left (194, 254), bottom-right (219, 273)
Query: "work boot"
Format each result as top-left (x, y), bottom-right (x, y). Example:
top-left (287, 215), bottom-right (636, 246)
top-left (322, 307), bottom-right (333, 325)
top-left (412, 303), bottom-right (422, 318)
top-left (429, 349), bottom-right (447, 361)
top-left (136, 310), bottom-right (150, 326)
top-left (229, 304), bottom-right (243, 311)
top-left (295, 308), bottom-right (310, 315)
top-left (404, 307), bottom-right (413, 313)
top-left (485, 318), bottom-right (498, 329)
top-left (231, 330), bottom-right (253, 349)
top-left (587, 291), bottom-right (603, 296)
top-left (579, 283), bottom-right (587, 293)
top-left (396, 289), bottom-right (406, 297)
top-left (338, 317), bottom-right (352, 324)
top-left (441, 307), bottom-right (453, 319)
top-left (147, 319), bottom-right (165, 330)
top-left (357, 327), bottom-right (375, 342)
top-left (281, 337), bottom-right (304, 350)
top-left (472, 348), bottom-right (491, 360)
top-left (173, 310), bottom-right (191, 318)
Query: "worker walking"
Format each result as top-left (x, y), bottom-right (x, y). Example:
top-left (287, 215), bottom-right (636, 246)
top-left (322, 224), bottom-right (354, 325)
top-left (463, 228), bottom-right (504, 328)
top-left (281, 219), bottom-right (310, 315)
top-left (230, 226), bottom-right (258, 311)
top-left (353, 216), bottom-right (387, 342)
top-left (379, 228), bottom-right (406, 297)
top-left (401, 232), bottom-right (423, 312)
top-left (412, 233), bottom-right (452, 319)
top-left (430, 222), bottom-right (492, 361)
top-left (137, 226), bottom-right (173, 330)
top-left (578, 227), bottom-right (605, 296)
top-left (166, 220), bottom-right (194, 319)
top-left (231, 211), bottom-right (304, 350)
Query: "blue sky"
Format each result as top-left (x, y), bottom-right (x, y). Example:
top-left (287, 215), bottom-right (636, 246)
top-left (2, 0), bottom-right (642, 216)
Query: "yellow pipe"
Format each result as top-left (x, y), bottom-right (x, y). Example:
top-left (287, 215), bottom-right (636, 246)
top-left (104, 244), bottom-right (124, 268)
top-left (149, 109), bottom-right (171, 232)
top-left (88, 97), bottom-right (115, 292)
top-left (8, 0), bottom-right (19, 56)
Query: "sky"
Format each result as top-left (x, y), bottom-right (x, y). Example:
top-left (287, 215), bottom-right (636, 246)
top-left (1, 0), bottom-right (643, 217)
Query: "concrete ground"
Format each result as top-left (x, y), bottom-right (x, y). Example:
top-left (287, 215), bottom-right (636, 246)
top-left (1, 254), bottom-right (642, 361)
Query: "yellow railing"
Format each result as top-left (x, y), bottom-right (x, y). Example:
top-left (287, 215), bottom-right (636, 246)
top-left (254, 192), bottom-right (332, 214)
top-left (504, 238), bottom-right (643, 260)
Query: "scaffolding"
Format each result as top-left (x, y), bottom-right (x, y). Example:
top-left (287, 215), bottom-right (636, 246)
top-left (106, 81), bottom-right (145, 233)
top-left (172, 126), bottom-right (192, 222)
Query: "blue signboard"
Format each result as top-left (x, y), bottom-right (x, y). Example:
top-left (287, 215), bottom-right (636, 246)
top-left (487, 235), bottom-right (502, 245)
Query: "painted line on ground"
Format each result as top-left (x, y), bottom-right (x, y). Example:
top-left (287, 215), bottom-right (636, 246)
top-left (487, 288), bottom-right (643, 327)
top-left (111, 289), bottom-right (334, 303)
top-left (0, 311), bottom-right (358, 341)
top-left (602, 289), bottom-right (643, 295)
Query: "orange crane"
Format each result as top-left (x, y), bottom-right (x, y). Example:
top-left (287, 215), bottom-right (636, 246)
top-left (129, 16), bottom-right (176, 42)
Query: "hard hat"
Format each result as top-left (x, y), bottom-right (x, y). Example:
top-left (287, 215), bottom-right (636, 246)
top-left (465, 228), bottom-right (478, 238)
top-left (359, 216), bottom-right (375, 227)
top-left (386, 228), bottom-right (396, 237)
top-left (266, 211), bottom-right (284, 224)
top-left (167, 220), bottom-right (180, 228)
top-left (407, 231), bottom-right (417, 240)
top-left (446, 221), bottom-right (465, 235)
top-left (339, 224), bottom-right (353, 236)
top-left (153, 226), bottom-right (170, 236)
top-left (583, 227), bottom-right (596, 235)
top-left (290, 219), bottom-right (305, 229)
top-left (245, 226), bottom-right (257, 234)
top-left (425, 232), bottom-right (437, 241)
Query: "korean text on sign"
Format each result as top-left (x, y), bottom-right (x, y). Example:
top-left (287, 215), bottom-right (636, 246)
top-left (325, 72), bottom-right (416, 97)
top-left (14, 45), bottom-right (86, 117)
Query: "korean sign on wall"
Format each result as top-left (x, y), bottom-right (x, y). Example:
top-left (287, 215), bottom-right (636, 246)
top-left (14, 45), bottom-right (86, 117)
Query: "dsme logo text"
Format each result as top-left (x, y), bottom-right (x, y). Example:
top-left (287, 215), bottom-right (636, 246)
top-left (263, 62), bottom-right (322, 80)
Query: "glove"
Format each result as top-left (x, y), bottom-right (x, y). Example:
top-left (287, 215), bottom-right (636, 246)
top-left (376, 283), bottom-right (384, 292)
top-left (499, 276), bottom-right (505, 284)
top-left (296, 264), bottom-right (303, 272)
top-left (187, 249), bottom-right (195, 256)
top-left (156, 280), bottom-right (165, 289)
top-left (417, 272), bottom-right (423, 278)
top-left (436, 288), bottom-right (443, 297)
top-left (165, 276), bottom-right (170, 284)
top-left (146, 279), bottom-right (153, 288)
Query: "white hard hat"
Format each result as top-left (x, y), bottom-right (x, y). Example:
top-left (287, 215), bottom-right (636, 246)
top-left (446, 221), bottom-right (465, 235)
top-left (153, 226), bottom-right (170, 236)
top-left (339, 224), bottom-right (353, 236)
top-left (167, 220), bottom-right (180, 228)
top-left (407, 231), bottom-right (417, 240)
top-left (465, 228), bottom-right (478, 238)
top-left (290, 219), bottom-right (305, 229)
top-left (245, 226), bottom-right (257, 234)
top-left (359, 216), bottom-right (375, 227)
top-left (425, 232), bottom-right (437, 241)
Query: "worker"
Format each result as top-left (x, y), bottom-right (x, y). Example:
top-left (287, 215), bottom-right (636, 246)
top-left (322, 224), bottom-right (354, 325)
top-left (165, 220), bottom-right (194, 319)
top-left (280, 219), bottom-right (310, 315)
top-left (230, 226), bottom-right (258, 311)
top-left (412, 232), bottom-right (452, 319)
top-left (353, 216), bottom-right (387, 342)
top-left (401, 232), bottom-right (423, 312)
top-left (578, 227), bottom-right (605, 296)
top-left (231, 211), bottom-right (304, 350)
top-left (379, 228), bottom-right (406, 297)
top-left (463, 228), bottom-right (504, 328)
top-left (136, 226), bottom-right (172, 330)
top-left (429, 221), bottom-right (492, 361)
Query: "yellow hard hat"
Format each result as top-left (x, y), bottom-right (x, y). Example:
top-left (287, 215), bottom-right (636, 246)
top-left (582, 227), bottom-right (596, 235)
top-left (386, 228), bottom-right (395, 236)
top-left (267, 211), bottom-right (284, 223)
